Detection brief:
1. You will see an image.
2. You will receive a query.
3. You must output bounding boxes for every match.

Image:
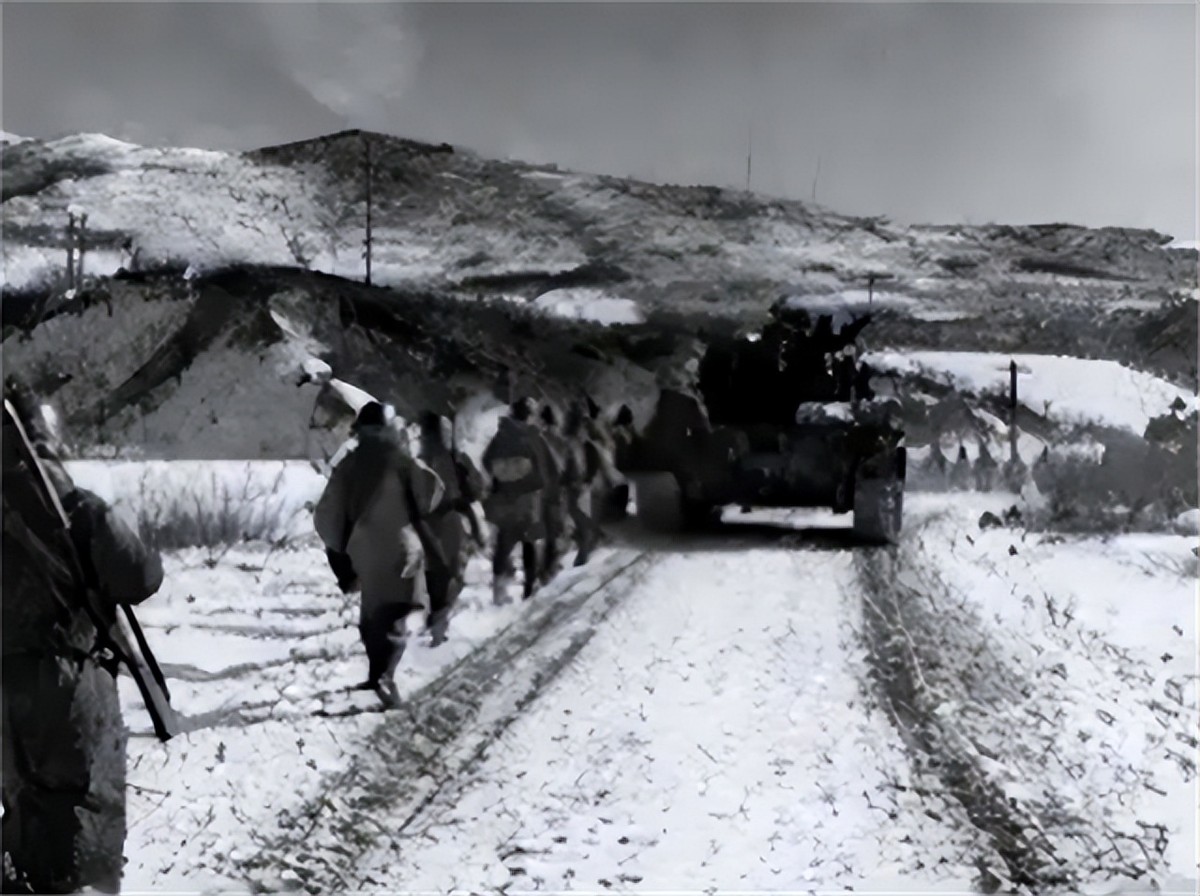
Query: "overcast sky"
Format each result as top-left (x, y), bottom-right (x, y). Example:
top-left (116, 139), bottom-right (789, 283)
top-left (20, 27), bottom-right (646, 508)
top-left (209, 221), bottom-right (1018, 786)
top-left (3, 2), bottom-right (1195, 237)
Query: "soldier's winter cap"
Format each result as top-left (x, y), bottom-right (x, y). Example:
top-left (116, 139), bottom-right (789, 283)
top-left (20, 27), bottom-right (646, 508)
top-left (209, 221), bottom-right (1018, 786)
top-left (511, 397), bottom-right (536, 421)
top-left (655, 359), bottom-right (699, 391)
top-left (351, 401), bottom-right (389, 431)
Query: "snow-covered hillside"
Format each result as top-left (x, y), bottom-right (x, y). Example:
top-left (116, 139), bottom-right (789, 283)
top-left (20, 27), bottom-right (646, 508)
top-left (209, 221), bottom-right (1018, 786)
top-left (2, 133), bottom-right (337, 285)
top-left (5, 130), bottom-right (1193, 460)
top-left (532, 287), bottom-right (645, 324)
top-left (867, 350), bottom-right (1196, 434)
top-left (3, 130), bottom-right (1193, 322)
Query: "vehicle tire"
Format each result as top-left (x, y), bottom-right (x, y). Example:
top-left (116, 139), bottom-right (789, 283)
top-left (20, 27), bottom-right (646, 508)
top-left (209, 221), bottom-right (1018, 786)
top-left (853, 450), bottom-right (905, 544)
top-left (680, 496), bottom-right (722, 531)
top-left (631, 472), bottom-right (685, 533)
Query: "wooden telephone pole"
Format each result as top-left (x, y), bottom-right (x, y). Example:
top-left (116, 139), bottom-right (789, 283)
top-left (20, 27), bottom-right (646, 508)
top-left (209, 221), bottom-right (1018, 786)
top-left (363, 134), bottom-right (373, 287)
top-left (66, 213), bottom-right (77, 291)
top-left (76, 212), bottom-right (88, 286)
top-left (745, 123), bottom-right (753, 192)
top-left (1008, 359), bottom-right (1020, 462)
top-left (64, 211), bottom-right (88, 291)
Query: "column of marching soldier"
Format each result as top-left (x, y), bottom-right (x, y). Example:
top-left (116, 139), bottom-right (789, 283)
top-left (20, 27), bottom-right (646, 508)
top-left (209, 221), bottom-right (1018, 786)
top-left (312, 395), bottom-right (633, 709)
top-left (1, 372), bottom-right (638, 894)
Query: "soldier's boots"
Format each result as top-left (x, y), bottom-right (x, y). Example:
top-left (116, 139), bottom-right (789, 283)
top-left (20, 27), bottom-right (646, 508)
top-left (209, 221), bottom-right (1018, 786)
top-left (540, 555), bottom-right (564, 586)
top-left (427, 622), bottom-right (449, 648)
top-left (573, 524), bottom-right (599, 567)
top-left (375, 677), bottom-right (401, 709)
top-left (521, 543), bottom-right (539, 600)
top-left (493, 575), bottom-right (514, 606)
top-left (427, 605), bottom-right (452, 647)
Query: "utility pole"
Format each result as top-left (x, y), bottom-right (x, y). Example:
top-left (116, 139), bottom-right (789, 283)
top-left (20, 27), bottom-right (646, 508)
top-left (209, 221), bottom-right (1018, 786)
top-left (76, 212), bottom-right (88, 287)
top-left (66, 212), bottom-right (77, 292)
top-left (745, 123), bottom-right (753, 192)
top-left (864, 271), bottom-right (893, 309)
top-left (811, 155), bottom-right (822, 203)
top-left (1007, 359), bottom-right (1021, 470)
top-left (363, 134), bottom-right (373, 287)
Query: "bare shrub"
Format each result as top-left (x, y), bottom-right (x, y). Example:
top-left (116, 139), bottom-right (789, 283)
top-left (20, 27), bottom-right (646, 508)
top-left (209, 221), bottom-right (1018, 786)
top-left (134, 466), bottom-right (297, 562)
top-left (1030, 452), bottom-right (1193, 535)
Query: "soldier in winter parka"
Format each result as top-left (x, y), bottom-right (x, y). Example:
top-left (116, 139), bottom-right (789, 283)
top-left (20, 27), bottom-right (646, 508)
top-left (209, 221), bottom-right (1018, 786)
top-left (580, 396), bottom-right (629, 525)
top-left (314, 402), bottom-right (444, 707)
top-left (3, 381), bottom-right (164, 894)
top-left (417, 411), bottom-right (485, 646)
top-left (611, 404), bottom-right (637, 469)
top-left (483, 398), bottom-right (556, 602)
top-left (537, 404), bottom-right (570, 584)
top-left (635, 365), bottom-right (713, 472)
top-left (562, 402), bottom-right (601, 566)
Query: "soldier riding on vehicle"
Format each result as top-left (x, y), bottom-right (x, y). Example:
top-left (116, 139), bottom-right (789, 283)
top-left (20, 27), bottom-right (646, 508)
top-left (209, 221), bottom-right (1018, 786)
top-left (619, 296), bottom-right (906, 542)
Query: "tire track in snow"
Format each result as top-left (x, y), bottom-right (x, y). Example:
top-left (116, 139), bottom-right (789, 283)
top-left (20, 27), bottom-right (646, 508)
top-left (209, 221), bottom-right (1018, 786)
top-left (343, 540), bottom-right (984, 892)
top-left (235, 549), bottom-right (656, 893)
top-left (855, 513), bottom-right (1195, 893)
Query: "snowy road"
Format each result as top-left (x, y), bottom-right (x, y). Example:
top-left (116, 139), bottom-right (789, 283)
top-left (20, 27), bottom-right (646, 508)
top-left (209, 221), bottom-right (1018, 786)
top-left (119, 502), bottom-right (1195, 893)
top-left (344, 523), bottom-right (982, 892)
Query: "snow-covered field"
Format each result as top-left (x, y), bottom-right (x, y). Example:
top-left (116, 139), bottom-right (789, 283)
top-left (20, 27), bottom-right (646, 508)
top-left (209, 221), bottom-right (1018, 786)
top-left (118, 540), bottom-right (641, 891)
top-left (119, 539), bottom-right (502, 888)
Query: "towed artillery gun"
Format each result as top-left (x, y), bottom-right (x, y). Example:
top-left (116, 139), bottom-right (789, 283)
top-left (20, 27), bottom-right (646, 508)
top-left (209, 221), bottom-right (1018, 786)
top-left (619, 297), bottom-right (907, 543)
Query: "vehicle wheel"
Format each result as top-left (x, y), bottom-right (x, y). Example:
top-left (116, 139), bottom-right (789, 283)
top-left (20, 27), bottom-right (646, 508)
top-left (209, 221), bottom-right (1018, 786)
top-left (631, 472), bottom-right (685, 533)
top-left (606, 482), bottom-right (632, 522)
top-left (680, 496), bottom-right (722, 531)
top-left (853, 451), bottom-right (905, 544)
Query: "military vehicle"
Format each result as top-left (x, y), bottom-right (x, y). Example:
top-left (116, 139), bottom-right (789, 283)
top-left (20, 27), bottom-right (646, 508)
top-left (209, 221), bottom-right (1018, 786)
top-left (619, 297), bottom-right (907, 543)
